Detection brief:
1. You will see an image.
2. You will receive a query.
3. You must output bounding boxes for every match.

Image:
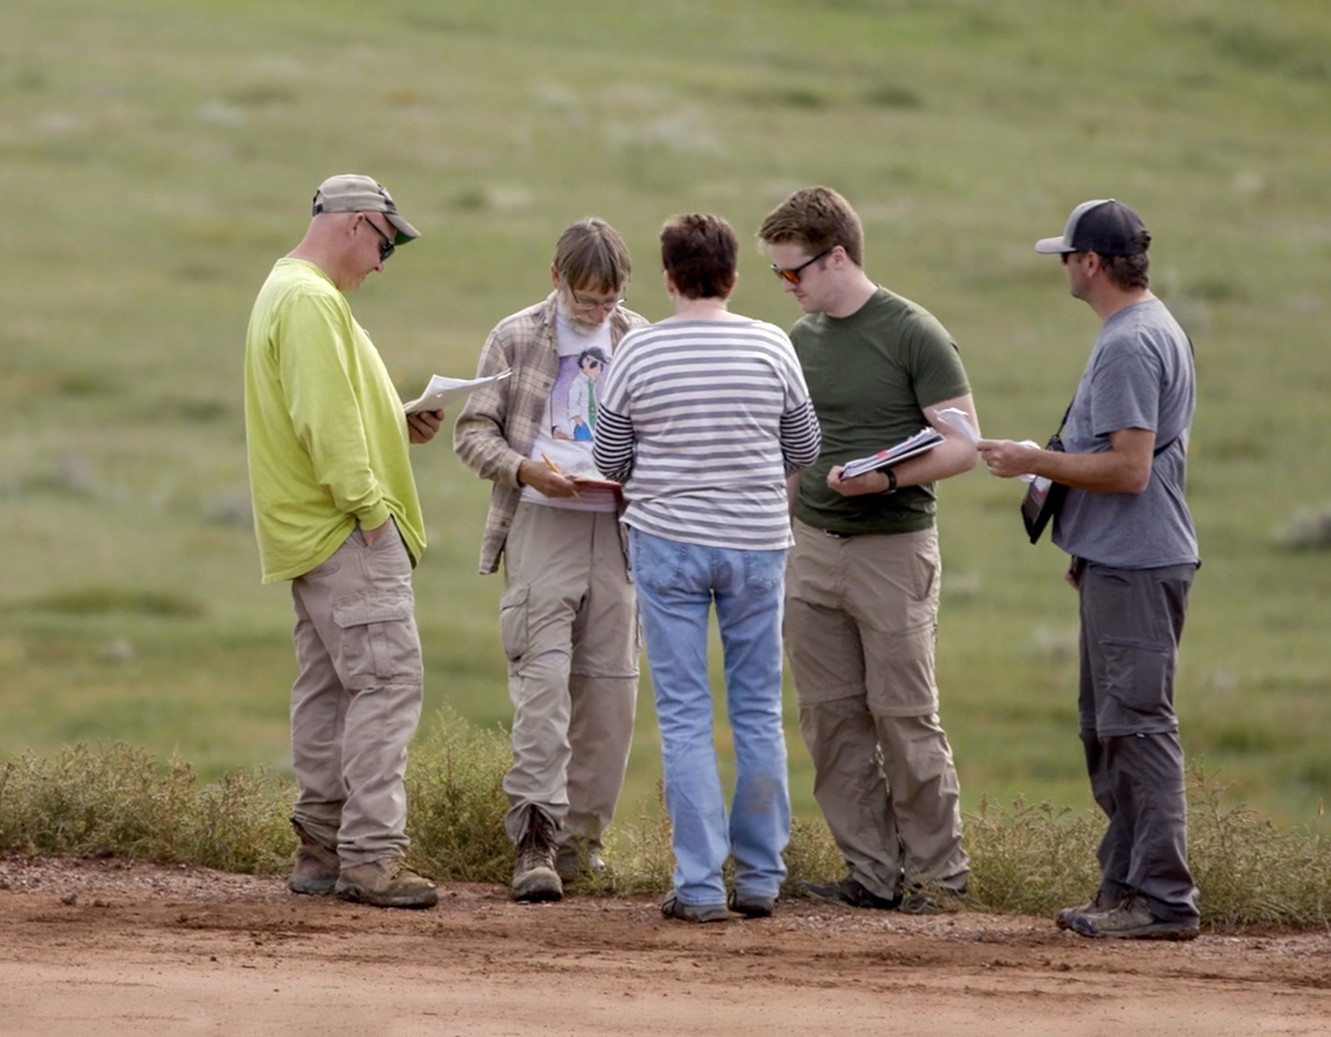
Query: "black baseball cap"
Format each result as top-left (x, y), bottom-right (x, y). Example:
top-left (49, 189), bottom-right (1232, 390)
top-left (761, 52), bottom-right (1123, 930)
top-left (1034, 198), bottom-right (1150, 256)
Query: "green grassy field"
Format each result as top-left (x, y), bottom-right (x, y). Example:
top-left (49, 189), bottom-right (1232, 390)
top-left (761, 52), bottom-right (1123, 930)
top-left (2, 0), bottom-right (1329, 830)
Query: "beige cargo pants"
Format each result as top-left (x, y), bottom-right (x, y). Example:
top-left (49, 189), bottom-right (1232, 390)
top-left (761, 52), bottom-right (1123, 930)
top-left (785, 520), bottom-right (969, 899)
top-left (499, 503), bottom-right (638, 852)
top-left (289, 521), bottom-right (424, 867)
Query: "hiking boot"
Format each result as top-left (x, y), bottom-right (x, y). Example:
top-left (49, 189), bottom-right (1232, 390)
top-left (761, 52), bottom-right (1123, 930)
top-left (1066, 893), bottom-right (1199, 941)
top-left (801, 876), bottom-right (901, 911)
top-left (555, 843), bottom-right (608, 885)
top-left (661, 892), bottom-right (729, 923)
top-left (899, 884), bottom-right (966, 916)
top-left (1056, 890), bottom-right (1122, 931)
top-left (727, 888), bottom-right (776, 919)
top-left (288, 820), bottom-right (339, 897)
top-left (335, 859), bottom-right (438, 909)
top-left (512, 814), bottom-right (563, 903)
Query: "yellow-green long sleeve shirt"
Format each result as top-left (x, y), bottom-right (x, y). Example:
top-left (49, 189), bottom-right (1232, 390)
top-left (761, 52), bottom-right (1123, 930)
top-left (244, 258), bottom-right (425, 583)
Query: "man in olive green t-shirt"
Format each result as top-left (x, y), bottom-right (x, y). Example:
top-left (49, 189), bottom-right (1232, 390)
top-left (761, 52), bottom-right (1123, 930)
top-left (244, 174), bottom-right (441, 910)
top-left (758, 187), bottom-right (979, 914)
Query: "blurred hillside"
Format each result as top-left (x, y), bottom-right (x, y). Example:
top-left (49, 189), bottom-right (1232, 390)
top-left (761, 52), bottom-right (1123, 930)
top-left (1, 0), bottom-right (1329, 824)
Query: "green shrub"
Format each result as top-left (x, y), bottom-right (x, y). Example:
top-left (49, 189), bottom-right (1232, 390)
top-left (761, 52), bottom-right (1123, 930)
top-left (0, 742), bottom-right (287, 873)
top-left (953, 766), bottom-right (1330, 929)
top-left (781, 814), bottom-right (846, 892)
top-left (598, 783), bottom-right (675, 895)
top-left (405, 708), bottom-right (514, 883)
top-left (3, 740), bottom-right (1328, 930)
top-left (961, 797), bottom-right (1102, 916)
top-left (1187, 768), bottom-right (1331, 929)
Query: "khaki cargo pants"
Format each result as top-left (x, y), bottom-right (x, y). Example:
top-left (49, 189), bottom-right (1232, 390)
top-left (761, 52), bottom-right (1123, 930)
top-left (784, 520), bottom-right (969, 899)
top-left (289, 521), bottom-right (423, 867)
top-left (499, 503), bottom-right (638, 851)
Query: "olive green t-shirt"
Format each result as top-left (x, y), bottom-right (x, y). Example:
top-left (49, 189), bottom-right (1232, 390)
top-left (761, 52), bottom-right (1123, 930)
top-left (791, 287), bottom-right (970, 535)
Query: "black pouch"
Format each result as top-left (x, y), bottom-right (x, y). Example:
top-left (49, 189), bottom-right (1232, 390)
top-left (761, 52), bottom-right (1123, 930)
top-left (1020, 433), bottom-right (1068, 544)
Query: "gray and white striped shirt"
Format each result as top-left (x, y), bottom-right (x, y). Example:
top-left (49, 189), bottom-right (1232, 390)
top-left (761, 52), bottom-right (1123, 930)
top-left (593, 318), bottom-right (821, 551)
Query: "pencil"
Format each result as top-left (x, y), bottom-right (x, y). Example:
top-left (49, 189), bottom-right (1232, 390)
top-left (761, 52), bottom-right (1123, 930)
top-left (540, 453), bottom-right (579, 497)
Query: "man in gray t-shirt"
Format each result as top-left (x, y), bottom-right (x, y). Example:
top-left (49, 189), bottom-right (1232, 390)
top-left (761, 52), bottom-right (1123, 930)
top-left (979, 199), bottom-right (1201, 941)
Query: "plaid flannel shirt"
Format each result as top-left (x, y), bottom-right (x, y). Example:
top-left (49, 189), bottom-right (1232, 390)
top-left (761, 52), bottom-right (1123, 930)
top-left (453, 291), bottom-right (649, 574)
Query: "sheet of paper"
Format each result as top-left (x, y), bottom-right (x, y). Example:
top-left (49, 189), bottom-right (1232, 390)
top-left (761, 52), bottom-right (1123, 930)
top-left (403, 369), bottom-right (512, 414)
top-left (932, 406), bottom-right (978, 444)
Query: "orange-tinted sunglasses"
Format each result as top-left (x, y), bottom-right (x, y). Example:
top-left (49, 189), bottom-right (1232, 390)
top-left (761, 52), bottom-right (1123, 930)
top-left (771, 247), bottom-right (831, 286)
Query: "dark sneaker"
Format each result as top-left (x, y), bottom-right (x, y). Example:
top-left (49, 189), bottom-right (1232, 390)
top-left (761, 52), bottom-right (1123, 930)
top-left (661, 893), bottom-right (729, 923)
top-left (1056, 890), bottom-right (1122, 931)
top-left (801, 876), bottom-right (901, 911)
top-left (288, 819), bottom-right (339, 897)
top-left (335, 859), bottom-right (438, 909)
top-left (512, 814), bottom-right (563, 903)
top-left (1066, 893), bottom-right (1199, 941)
top-left (727, 889), bottom-right (776, 919)
top-left (899, 884), bottom-right (966, 916)
top-left (555, 843), bottom-right (608, 885)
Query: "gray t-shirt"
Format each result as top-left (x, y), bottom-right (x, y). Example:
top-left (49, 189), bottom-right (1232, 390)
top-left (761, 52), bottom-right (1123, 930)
top-left (1053, 297), bottom-right (1199, 568)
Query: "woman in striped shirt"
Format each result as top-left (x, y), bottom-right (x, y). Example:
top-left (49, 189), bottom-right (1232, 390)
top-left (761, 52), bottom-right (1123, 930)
top-left (594, 212), bottom-right (821, 923)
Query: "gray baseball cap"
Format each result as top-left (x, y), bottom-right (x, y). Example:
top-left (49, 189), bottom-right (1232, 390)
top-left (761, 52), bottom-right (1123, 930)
top-left (1034, 198), bottom-right (1149, 256)
top-left (311, 174), bottom-right (420, 245)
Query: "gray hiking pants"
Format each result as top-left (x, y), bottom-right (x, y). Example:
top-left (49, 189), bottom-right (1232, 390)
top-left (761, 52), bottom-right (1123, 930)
top-left (1077, 560), bottom-right (1199, 923)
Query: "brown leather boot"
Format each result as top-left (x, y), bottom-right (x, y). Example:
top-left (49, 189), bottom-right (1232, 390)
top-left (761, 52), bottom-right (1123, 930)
top-left (511, 811), bottom-right (562, 903)
top-left (334, 859), bottom-right (438, 909)
top-left (288, 819), bottom-right (339, 896)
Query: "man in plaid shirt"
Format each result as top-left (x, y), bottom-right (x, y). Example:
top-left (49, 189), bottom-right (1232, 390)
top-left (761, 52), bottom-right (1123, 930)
top-left (454, 219), bottom-right (648, 902)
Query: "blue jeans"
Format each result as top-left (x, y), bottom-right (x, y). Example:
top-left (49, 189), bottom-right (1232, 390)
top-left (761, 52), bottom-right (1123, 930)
top-left (629, 528), bottom-right (790, 907)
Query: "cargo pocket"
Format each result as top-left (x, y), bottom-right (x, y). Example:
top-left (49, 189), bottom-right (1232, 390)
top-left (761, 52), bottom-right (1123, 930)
top-left (331, 589), bottom-right (421, 690)
top-left (1100, 637), bottom-right (1175, 731)
top-left (498, 583), bottom-right (531, 663)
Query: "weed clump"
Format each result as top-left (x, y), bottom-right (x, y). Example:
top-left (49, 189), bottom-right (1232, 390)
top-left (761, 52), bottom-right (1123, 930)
top-left (2, 740), bottom-right (1327, 931)
top-left (0, 742), bottom-right (288, 873)
top-left (405, 708), bottom-right (513, 883)
top-left (1187, 768), bottom-right (1330, 929)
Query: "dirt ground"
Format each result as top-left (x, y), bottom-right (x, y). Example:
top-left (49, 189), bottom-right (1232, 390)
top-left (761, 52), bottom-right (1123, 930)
top-left (1, 856), bottom-right (1329, 1037)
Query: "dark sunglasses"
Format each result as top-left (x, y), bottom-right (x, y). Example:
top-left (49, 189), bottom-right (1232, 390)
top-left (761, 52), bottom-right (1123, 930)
top-left (363, 216), bottom-right (396, 261)
top-left (771, 247), bottom-right (832, 286)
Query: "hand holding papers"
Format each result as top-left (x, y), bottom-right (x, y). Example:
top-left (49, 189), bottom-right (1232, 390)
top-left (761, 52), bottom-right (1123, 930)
top-left (1014, 441), bottom-right (1043, 484)
top-left (840, 427), bottom-right (945, 480)
top-left (938, 404), bottom-right (1041, 478)
top-left (403, 369), bottom-right (512, 415)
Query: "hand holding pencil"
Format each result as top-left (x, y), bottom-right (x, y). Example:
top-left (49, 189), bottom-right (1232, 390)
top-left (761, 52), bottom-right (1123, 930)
top-left (515, 453), bottom-right (580, 499)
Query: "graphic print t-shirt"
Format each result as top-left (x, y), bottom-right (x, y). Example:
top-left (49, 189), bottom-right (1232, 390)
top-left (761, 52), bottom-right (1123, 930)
top-left (521, 310), bottom-right (618, 512)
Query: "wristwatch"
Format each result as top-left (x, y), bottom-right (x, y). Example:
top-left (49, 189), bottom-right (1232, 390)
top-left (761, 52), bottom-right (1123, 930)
top-left (884, 468), bottom-right (897, 493)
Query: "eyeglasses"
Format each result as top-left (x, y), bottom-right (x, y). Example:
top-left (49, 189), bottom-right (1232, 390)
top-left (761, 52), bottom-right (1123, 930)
top-left (362, 215), bottom-right (396, 262)
top-left (569, 288), bottom-right (625, 311)
top-left (771, 247), bottom-right (832, 286)
top-left (1060, 251), bottom-right (1083, 265)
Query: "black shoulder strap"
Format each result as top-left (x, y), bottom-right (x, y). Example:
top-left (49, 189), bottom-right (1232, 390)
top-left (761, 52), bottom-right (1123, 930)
top-left (1054, 328), bottom-right (1193, 456)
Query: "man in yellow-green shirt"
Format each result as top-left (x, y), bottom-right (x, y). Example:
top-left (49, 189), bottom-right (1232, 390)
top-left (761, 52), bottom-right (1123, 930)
top-left (244, 174), bottom-right (441, 909)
